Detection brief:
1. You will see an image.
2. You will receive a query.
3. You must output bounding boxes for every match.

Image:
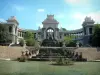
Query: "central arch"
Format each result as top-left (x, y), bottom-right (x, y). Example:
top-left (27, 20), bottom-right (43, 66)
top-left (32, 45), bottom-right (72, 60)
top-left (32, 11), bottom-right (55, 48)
top-left (41, 27), bottom-right (59, 47)
top-left (46, 27), bottom-right (54, 40)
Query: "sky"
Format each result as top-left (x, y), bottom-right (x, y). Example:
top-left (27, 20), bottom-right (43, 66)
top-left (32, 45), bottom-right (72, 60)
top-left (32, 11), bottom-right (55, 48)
top-left (0, 0), bottom-right (100, 30)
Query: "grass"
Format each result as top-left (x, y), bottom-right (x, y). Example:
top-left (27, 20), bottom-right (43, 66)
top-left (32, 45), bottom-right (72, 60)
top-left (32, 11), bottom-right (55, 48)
top-left (0, 60), bottom-right (100, 75)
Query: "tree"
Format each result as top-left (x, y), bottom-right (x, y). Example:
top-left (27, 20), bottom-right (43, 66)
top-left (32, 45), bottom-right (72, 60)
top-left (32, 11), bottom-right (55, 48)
top-left (26, 38), bottom-right (35, 46)
top-left (62, 28), bottom-right (67, 31)
top-left (19, 38), bottom-right (24, 46)
top-left (64, 35), bottom-right (76, 47)
top-left (0, 24), bottom-right (12, 44)
top-left (92, 24), bottom-right (100, 47)
top-left (64, 35), bottom-right (75, 44)
top-left (24, 31), bottom-right (34, 40)
top-left (67, 41), bottom-right (76, 47)
top-left (24, 31), bottom-right (35, 46)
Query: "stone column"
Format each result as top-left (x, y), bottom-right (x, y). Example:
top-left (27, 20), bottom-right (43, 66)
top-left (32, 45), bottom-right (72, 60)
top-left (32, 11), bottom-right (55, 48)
top-left (20, 32), bottom-right (21, 37)
top-left (78, 33), bottom-right (79, 38)
top-left (55, 29), bottom-right (56, 39)
top-left (44, 29), bottom-right (46, 39)
top-left (15, 27), bottom-right (18, 44)
top-left (55, 29), bottom-right (58, 40)
top-left (12, 25), bottom-right (15, 44)
top-left (54, 29), bottom-right (56, 39)
top-left (75, 33), bottom-right (76, 39)
top-left (76, 33), bottom-right (78, 38)
top-left (22, 32), bottom-right (23, 37)
top-left (86, 27), bottom-right (89, 35)
top-left (78, 32), bottom-right (80, 38)
top-left (87, 28), bottom-right (89, 35)
top-left (18, 32), bottom-right (19, 36)
top-left (79, 33), bottom-right (80, 38)
top-left (80, 32), bottom-right (81, 38)
top-left (79, 32), bottom-right (81, 38)
top-left (21, 32), bottom-right (22, 37)
top-left (62, 33), bottom-right (64, 40)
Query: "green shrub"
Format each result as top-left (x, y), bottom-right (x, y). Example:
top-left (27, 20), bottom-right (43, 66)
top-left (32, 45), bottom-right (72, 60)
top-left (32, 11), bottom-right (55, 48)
top-left (26, 39), bottom-right (35, 46)
top-left (19, 39), bottom-right (24, 46)
top-left (18, 55), bottom-right (26, 62)
top-left (65, 58), bottom-right (74, 65)
top-left (66, 41), bottom-right (76, 47)
top-left (55, 57), bottom-right (74, 65)
top-left (56, 57), bottom-right (65, 65)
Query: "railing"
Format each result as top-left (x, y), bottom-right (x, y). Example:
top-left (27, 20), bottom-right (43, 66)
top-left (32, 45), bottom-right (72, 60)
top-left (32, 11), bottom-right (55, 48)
top-left (40, 47), bottom-right (77, 51)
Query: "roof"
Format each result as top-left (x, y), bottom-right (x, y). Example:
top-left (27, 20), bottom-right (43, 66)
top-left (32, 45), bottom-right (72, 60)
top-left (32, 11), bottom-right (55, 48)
top-left (42, 15), bottom-right (59, 24)
top-left (19, 29), bottom-right (38, 33)
top-left (59, 28), bottom-right (83, 34)
top-left (6, 16), bottom-right (19, 25)
top-left (82, 16), bottom-right (95, 26)
top-left (67, 28), bottom-right (83, 33)
top-left (84, 16), bottom-right (94, 23)
top-left (18, 28), bottom-right (23, 31)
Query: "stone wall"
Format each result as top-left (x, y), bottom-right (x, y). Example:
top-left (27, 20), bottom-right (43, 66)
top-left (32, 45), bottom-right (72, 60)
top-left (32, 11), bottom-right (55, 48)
top-left (0, 46), bottom-right (24, 59)
top-left (75, 47), bottom-right (100, 61)
top-left (0, 46), bottom-right (100, 61)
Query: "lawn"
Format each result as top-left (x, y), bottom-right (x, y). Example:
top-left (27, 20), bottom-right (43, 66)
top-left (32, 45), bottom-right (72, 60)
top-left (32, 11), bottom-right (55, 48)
top-left (0, 60), bottom-right (100, 75)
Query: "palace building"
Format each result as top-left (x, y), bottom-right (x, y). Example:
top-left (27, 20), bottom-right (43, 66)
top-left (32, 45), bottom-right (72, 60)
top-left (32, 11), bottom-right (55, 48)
top-left (0, 15), bottom-right (95, 46)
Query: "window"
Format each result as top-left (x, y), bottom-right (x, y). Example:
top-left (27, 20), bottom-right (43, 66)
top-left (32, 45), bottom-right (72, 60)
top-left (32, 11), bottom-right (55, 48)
top-left (9, 26), bottom-right (12, 33)
top-left (46, 28), bottom-right (54, 39)
top-left (15, 27), bottom-right (17, 34)
top-left (89, 28), bottom-right (92, 34)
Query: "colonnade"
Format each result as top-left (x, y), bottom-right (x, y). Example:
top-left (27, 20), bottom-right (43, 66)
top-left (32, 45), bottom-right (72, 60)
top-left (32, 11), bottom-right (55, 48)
top-left (64, 31), bottom-right (84, 40)
top-left (18, 31), bottom-right (24, 37)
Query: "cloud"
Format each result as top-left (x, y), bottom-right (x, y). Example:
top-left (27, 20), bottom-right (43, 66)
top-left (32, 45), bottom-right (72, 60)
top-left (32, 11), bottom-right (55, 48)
top-left (73, 12), bottom-right (86, 24)
top-left (13, 4), bottom-right (24, 11)
top-left (0, 18), bottom-right (7, 23)
top-left (87, 11), bottom-right (100, 23)
top-left (37, 9), bottom-right (45, 12)
top-left (67, 24), bottom-right (82, 30)
top-left (73, 11), bottom-right (100, 24)
top-left (66, 11), bottom-right (100, 30)
top-left (56, 14), bottom-right (65, 19)
top-left (65, 0), bottom-right (90, 5)
top-left (36, 23), bottom-right (43, 28)
top-left (39, 24), bottom-right (43, 28)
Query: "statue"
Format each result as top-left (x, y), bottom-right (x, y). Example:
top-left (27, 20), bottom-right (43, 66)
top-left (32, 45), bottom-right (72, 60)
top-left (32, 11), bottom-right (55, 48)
top-left (76, 42), bottom-right (79, 48)
top-left (34, 41), bottom-right (40, 55)
top-left (62, 42), bottom-right (66, 56)
top-left (23, 40), bottom-right (26, 48)
top-left (62, 42), bottom-right (66, 48)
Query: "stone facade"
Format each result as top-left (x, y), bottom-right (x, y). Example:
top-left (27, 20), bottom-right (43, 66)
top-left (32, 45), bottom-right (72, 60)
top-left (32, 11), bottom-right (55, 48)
top-left (0, 16), bottom-right (19, 44)
top-left (34, 15), bottom-right (95, 46)
top-left (0, 15), bottom-right (95, 46)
